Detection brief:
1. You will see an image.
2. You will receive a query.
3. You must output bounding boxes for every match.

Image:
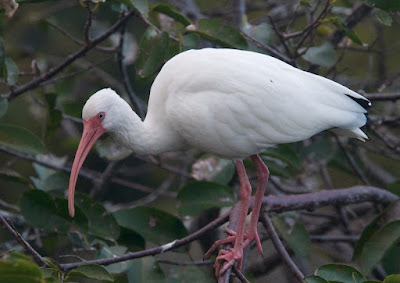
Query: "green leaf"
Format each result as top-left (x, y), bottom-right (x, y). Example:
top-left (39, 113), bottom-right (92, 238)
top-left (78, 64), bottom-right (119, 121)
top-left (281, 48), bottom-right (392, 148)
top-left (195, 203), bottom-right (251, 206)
top-left (31, 171), bottom-right (68, 192)
top-left (382, 244), bottom-right (400, 274)
top-left (188, 19), bottom-right (248, 49)
top-left (98, 245), bottom-right (129, 274)
top-left (75, 193), bottom-right (120, 241)
top-left (128, 257), bottom-right (165, 282)
top-left (362, 0), bottom-right (400, 12)
top-left (96, 136), bottom-right (132, 161)
top-left (68, 264), bottom-right (114, 282)
top-left (0, 259), bottom-right (43, 283)
top-left (301, 42), bottom-right (336, 67)
top-left (354, 199), bottom-right (400, 273)
top-left (113, 206), bottom-right (188, 245)
top-left (359, 221), bottom-right (400, 273)
top-left (303, 275), bottom-right (329, 283)
top-left (315, 264), bottom-right (366, 283)
top-left (177, 181), bottom-right (234, 216)
top-left (182, 33), bottom-right (200, 51)
top-left (386, 182), bottom-right (400, 196)
top-left (375, 10), bottom-right (393, 26)
top-left (0, 168), bottom-right (31, 185)
top-left (117, 227), bottom-right (146, 251)
top-left (152, 3), bottom-right (191, 26)
top-left (5, 57), bottom-right (18, 85)
top-left (118, 0), bottom-right (148, 15)
top-left (272, 215), bottom-right (314, 257)
top-left (262, 144), bottom-right (301, 169)
top-left (20, 190), bottom-right (88, 234)
top-left (0, 97), bottom-right (7, 117)
top-left (329, 17), bottom-right (363, 45)
top-left (0, 37), bottom-right (5, 77)
top-left (192, 156), bottom-right (234, 185)
top-left (44, 93), bottom-right (62, 139)
top-left (299, 0), bottom-right (312, 7)
top-left (131, 0), bottom-right (148, 15)
top-left (166, 265), bottom-right (212, 283)
top-left (244, 22), bottom-right (272, 45)
top-left (383, 275), bottom-right (400, 283)
top-left (0, 123), bottom-right (45, 155)
top-left (136, 30), bottom-right (170, 78)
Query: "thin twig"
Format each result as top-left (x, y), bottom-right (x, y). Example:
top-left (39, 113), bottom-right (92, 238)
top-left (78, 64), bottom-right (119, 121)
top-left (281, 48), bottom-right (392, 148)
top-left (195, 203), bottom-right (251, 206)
top-left (59, 209), bottom-right (232, 271)
top-left (0, 199), bottom-right (20, 213)
top-left (157, 259), bottom-right (213, 266)
top-left (260, 213), bottom-right (304, 282)
top-left (329, 3), bottom-right (373, 47)
top-left (117, 15), bottom-right (144, 119)
top-left (310, 235), bottom-right (359, 242)
top-left (294, 0), bottom-right (331, 54)
top-left (46, 21), bottom-right (115, 52)
top-left (84, 0), bottom-right (93, 43)
top-left (3, 10), bottom-right (135, 101)
top-left (269, 16), bottom-right (292, 59)
top-left (58, 186), bottom-right (397, 272)
top-left (232, 265), bottom-right (251, 283)
top-left (335, 136), bottom-right (370, 185)
top-left (364, 92), bottom-right (400, 101)
top-left (110, 175), bottom-right (175, 210)
top-left (241, 32), bottom-right (294, 65)
top-left (0, 216), bottom-right (48, 267)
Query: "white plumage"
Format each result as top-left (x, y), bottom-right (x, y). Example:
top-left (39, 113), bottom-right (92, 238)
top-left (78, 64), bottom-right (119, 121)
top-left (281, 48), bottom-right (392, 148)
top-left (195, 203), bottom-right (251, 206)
top-left (68, 48), bottom-right (370, 277)
top-left (85, 48), bottom-right (368, 159)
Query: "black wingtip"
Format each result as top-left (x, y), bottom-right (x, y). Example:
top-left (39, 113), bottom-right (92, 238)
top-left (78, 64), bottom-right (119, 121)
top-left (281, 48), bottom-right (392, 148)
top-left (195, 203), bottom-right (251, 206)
top-left (345, 94), bottom-right (371, 110)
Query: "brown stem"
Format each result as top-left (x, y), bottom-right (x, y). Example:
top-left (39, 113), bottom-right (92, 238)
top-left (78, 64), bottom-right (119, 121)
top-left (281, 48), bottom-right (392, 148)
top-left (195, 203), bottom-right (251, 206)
top-left (260, 213), bottom-right (304, 282)
top-left (3, 11), bottom-right (135, 101)
top-left (0, 216), bottom-right (48, 268)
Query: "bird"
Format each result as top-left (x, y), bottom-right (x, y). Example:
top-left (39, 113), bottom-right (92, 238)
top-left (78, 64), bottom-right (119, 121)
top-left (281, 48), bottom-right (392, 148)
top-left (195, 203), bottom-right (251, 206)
top-left (67, 48), bottom-right (370, 278)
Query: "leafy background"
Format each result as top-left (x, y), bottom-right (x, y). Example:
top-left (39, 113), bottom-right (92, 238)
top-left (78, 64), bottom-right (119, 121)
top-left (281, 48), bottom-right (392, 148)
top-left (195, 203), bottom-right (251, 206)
top-left (0, 0), bottom-right (400, 282)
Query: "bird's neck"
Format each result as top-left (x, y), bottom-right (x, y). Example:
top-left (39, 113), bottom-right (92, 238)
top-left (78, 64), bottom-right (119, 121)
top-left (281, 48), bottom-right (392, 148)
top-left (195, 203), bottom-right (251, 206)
top-left (112, 108), bottom-right (184, 156)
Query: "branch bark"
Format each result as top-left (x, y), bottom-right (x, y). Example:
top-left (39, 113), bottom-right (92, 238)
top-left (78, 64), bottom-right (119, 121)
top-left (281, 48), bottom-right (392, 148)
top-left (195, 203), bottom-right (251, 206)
top-left (57, 186), bottom-right (397, 272)
top-left (2, 10), bottom-right (135, 101)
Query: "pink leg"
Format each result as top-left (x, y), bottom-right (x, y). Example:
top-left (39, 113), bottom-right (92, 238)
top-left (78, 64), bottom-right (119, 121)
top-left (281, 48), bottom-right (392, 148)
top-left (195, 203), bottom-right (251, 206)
top-left (243, 154), bottom-right (270, 253)
top-left (208, 155), bottom-right (270, 278)
top-left (214, 160), bottom-right (252, 277)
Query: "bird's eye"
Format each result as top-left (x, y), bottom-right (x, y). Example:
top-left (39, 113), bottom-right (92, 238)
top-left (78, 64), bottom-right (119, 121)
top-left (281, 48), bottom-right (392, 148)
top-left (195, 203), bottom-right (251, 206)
top-left (98, 112), bottom-right (105, 120)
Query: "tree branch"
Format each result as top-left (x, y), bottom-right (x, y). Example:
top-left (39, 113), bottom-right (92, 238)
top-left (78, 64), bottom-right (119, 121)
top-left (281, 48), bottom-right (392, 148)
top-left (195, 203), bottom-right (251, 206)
top-left (57, 186), bottom-right (396, 272)
top-left (329, 3), bottom-right (373, 47)
top-left (0, 215), bottom-right (48, 268)
top-left (117, 15), bottom-right (145, 119)
top-left (260, 213), bottom-right (304, 282)
top-left (3, 10), bottom-right (135, 101)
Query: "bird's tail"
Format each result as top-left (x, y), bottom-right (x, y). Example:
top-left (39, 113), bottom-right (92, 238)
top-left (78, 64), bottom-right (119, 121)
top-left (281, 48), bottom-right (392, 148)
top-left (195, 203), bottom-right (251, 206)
top-left (331, 127), bottom-right (368, 141)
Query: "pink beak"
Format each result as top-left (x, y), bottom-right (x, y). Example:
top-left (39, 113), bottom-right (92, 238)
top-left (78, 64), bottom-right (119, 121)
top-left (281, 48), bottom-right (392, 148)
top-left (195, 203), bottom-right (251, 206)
top-left (68, 119), bottom-right (105, 217)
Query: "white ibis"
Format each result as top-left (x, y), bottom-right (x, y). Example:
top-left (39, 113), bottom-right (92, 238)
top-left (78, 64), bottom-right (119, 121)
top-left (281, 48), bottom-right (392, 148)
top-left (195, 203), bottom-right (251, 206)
top-left (67, 48), bottom-right (370, 278)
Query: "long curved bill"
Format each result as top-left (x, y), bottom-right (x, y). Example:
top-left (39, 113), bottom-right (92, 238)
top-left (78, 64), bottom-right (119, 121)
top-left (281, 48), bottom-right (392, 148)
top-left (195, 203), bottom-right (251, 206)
top-left (68, 120), bottom-right (105, 217)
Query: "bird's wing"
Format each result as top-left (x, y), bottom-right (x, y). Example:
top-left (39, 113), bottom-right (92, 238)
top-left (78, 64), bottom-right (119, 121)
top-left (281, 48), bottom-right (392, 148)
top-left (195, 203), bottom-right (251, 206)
top-left (149, 49), bottom-right (368, 158)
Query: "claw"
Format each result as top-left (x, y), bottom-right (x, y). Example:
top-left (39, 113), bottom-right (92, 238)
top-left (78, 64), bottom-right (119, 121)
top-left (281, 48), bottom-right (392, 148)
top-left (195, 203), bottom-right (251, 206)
top-left (209, 228), bottom-right (264, 279)
top-left (214, 248), bottom-right (242, 278)
top-left (204, 229), bottom-right (237, 258)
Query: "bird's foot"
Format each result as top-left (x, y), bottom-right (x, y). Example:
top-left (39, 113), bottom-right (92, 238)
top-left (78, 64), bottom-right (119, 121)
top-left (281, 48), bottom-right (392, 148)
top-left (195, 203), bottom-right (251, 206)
top-left (243, 228), bottom-right (263, 256)
top-left (206, 228), bottom-right (264, 278)
top-left (214, 247), bottom-right (243, 278)
top-left (204, 228), bottom-right (236, 258)
top-left (205, 228), bottom-right (263, 259)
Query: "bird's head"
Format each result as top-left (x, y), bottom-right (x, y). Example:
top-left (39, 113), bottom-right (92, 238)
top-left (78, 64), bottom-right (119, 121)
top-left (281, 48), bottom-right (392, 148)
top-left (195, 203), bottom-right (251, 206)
top-left (68, 88), bottom-right (127, 217)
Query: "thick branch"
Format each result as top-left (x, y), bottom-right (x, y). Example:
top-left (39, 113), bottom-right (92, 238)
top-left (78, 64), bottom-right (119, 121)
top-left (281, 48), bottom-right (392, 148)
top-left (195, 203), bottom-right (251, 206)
top-left (58, 186), bottom-right (396, 271)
